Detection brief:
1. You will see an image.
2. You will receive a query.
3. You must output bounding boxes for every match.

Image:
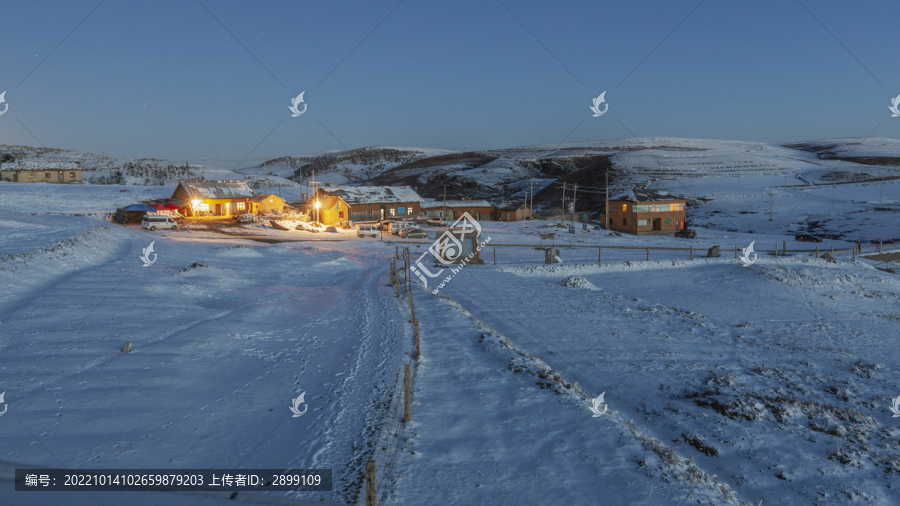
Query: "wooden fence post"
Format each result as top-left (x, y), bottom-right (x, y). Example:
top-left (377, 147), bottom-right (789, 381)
top-left (366, 460), bottom-right (376, 506)
top-left (783, 240), bottom-right (787, 256)
top-left (879, 241), bottom-right (883, 253)
top-left (123, 342), bottom-right (132, 353)
top-left (853, 247), bottom-right (856, 261)
top-left (734, 246), bottom-right (737, 258)
top-left (409, 289), bottom-right (415, 322)
top-left (598, 247), bottom-right (602, 265)
top-left (690, 245), bottom-right (693, 260)
top-left (494, 248), bottom-right (497, 265)
top-left (774, 244), bottom-right (778, 257)
top-left (403, 364), bottom-right (411, 423)
top-left (646, 247), bottom-right (650, 261)
top-left (816, 246), bottom-right (819, 258)
top-left (414, 319), bottom-right (420, 358)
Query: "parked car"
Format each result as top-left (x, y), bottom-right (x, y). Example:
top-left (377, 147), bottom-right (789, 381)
top-left (380, 219), bottom-right (399, 232)
top-left (795, 233), bottom-right (822, 243)
top-left (389, 222), bottom-right (415, 235)
top-left (357, 225), bottom-right (378, 238)
top-left (675, 228), bottom-right (696, 239)
top-left (399, 227), bottom-right (428, 239)
top-left (426, 218), bottom-right (447, 226)
top-left (142, 215), bottom-right (177, 231)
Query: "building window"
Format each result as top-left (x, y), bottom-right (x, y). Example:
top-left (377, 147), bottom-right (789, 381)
top-left (200, 203), bottom-right (210, 212)
top-left (28, 173), bottom-right (34, 179)
top-left (45, 172), bottom-right (51, 178)
top-left (398, 207), bottom-right (406, 214)
top-left (622, 218), bottom-right (627, 225)
top-left (69, 172), bottom-right (76, 178)
top-left (339, 211), bottom-right (344, 219)
top-left (236, 202), bottom-right (246, 211)
top-left (366, 209), bottom-right (373, 218)
top-left (390, 208), bottom-right (395, 216)
top-left (622, 204), bottom-right (628, 212)
top-left (634, 203), bottom-right (685, 213)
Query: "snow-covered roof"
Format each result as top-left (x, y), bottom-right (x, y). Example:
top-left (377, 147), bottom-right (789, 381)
top-left (177, 180), bottom-right (254, 199)
top-left (249, 194), bottom-right (284, 202)
top-left (324, 185), bottom-right (423, 204)
top-left (421, 199), bottom-right (492, 209)
top-left (608, 189), bottom-right (682, 202)
top-left (493, 201), bottom-right (528, 211)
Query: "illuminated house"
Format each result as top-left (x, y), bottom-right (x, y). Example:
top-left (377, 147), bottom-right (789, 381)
top-left (313, 185), bottom-right (423, 223)
top-left (170, 181), bottom-right (254, 216)
top-left (249, 194), bottom-right (286, 214)
top-left (599, 189), bottom-right (687, 235)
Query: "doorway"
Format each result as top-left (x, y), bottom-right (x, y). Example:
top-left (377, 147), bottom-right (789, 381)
top-left (215, 204), bottom-right (222, 215)
top-left (58, 171), bottom-right (64, 183)
top-left (652, 218), bottom-right (661, 231)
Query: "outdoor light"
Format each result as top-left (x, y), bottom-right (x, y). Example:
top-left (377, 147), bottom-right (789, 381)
top-left (314, 201), bottom-right (321, 209)
top-left (191, 199), bottom-right (202, 208)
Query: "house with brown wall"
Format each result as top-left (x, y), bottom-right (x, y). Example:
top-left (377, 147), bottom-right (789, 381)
top-left (314, 185), bottom-right (424, 224)
top-left (492, 201), bottom-right (530, 221)
top-left (599, 189), bottom-right (687, 235)
top-left (421, 199), bottom-right (494, 221)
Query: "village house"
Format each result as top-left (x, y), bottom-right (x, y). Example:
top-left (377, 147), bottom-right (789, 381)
top-left (0, 162), bottom-right (82, 184)
top-left (170, 180), bottom-right (254, 217)
top-left (492, 201), bottom-right (530, 221)
top-left (313, 185), bottom-right (424, 224)
top-left (599, 189), bottom-right (687, 235)
top-left (249, 194), bottom-right (287, 214)
top-left (421, 199), bottom-right (494, 221)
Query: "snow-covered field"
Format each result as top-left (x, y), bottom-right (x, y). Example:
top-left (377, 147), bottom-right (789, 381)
top-left (2, 139), bottom-right (900, 505)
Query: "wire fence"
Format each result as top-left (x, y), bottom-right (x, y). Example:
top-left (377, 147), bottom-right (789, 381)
top-left (369, 247), bottom-right (420, 505)
top-left (480, 241), bottom-right (900, 267)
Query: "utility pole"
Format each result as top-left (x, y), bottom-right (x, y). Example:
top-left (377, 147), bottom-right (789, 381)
top-left (769, 192), bottom-right (773, 221)
top-left (443, 184), bottom-right (447, 221)
top-left (529, 178), bottom-right (534, 220)
top-left (605, 171), bottom-right (609, 230)
top-left (560, 182), bottom-right (566, 225)
top-left (264, 159), bottom-right (268, 194)
top-left (201, 157), bottom-right (207, 183)
top-left (571, 183), bottom-right (577, 228)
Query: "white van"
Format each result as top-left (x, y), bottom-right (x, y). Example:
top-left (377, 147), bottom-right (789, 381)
top-left (390, 221), bottom-right (415, 235)
top-left (357, 225), bottom-right (378, 238)
top-left (142, 215), bottom-right (177, 231)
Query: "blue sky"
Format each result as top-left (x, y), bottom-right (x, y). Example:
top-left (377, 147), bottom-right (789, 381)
top-left (1, 0), bottom-right (899, 168)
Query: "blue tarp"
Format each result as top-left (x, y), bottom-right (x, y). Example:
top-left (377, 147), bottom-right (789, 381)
top-left (122, 204), bottom-right (156, 212)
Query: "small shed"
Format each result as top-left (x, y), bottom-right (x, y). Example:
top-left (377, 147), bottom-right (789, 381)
top-left (115, 204), bottom-right (157, 224)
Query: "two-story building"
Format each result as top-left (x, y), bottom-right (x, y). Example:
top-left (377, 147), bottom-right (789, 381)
top-left (600, 189), bottom-right (687, 235)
